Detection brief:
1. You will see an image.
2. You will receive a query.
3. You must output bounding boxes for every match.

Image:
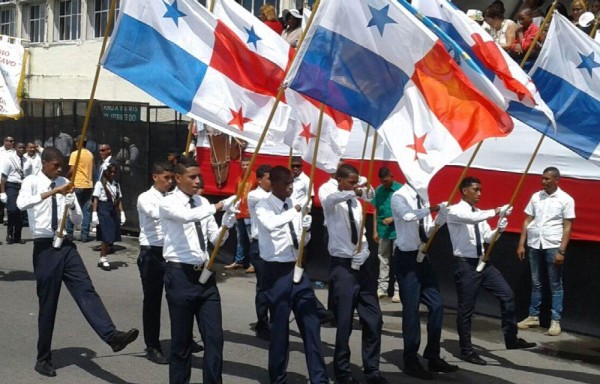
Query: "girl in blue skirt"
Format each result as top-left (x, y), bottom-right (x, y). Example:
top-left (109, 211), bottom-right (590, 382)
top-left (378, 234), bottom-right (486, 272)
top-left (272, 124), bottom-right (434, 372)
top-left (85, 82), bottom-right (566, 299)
top-left (91, 164), bottom-right (125, 271)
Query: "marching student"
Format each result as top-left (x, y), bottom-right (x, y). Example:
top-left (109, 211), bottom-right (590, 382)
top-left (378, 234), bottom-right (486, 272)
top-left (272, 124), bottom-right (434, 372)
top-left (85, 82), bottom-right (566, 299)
top-left (255, 165), bottom-right (329, 384)
top-left (159, 157), bottom-right (237, 384)
top-left (17, 147), bottom-right (138, 378)
top-left (247, 164), bottom-right (272, 340)
top-left (1, 142), bottom-right (27, 244)
top-left (447, 176), bottom-right (536, 366)
top-left (136, 161), bottom-right (174, 364)
top-left (321, 163), bottom-right (387, 384)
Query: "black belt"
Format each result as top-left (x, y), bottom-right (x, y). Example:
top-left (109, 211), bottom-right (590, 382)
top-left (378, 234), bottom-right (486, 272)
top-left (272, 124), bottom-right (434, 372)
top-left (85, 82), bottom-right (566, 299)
top-left (6, 181), bottom-right (21, 187)
top-left (166, 261), bottom-right (204, 272)
top-left (330, 256), bottom-right (353, 265)
top-left (455, 257), bottom-right (479, 264)
top-left (140, 245), bottom-right (163, 251)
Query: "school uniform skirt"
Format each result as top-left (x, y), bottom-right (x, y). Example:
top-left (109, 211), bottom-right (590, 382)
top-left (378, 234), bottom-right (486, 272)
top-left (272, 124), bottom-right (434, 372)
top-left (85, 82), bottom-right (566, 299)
top-left (96, 200), bottom-right (121, 243)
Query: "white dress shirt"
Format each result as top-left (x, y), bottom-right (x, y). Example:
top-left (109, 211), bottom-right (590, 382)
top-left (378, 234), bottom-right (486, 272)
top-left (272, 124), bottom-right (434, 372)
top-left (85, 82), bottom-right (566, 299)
top-left (17, 173), bottom-right (82, 239)
top-left (391, 186), bottom-right (435, 252)
top-left (524, 187), bottom-right (575, 249)
top-left (321, 189), bottom-right (369, 264)
top-left (255, 193), bottom-right (309, 263)
top-left (2, 153), bottom-right (25, 183)
top-left (291, 172), bottom-right (314, 207)
top-left (160, 188), bottom-right (226, 265)
top-left (24, 153), bottom-right (42, 176)
top-left (93, 180), bottom-right (121, 202)
top-left (247, 186), bottom-right (270, 240)
top-left (137, 186), bottom-right (165, 247)
top-left (318, 178), bottom-right (338, 226)
top-left (447, 200), bottom-right (498, 259)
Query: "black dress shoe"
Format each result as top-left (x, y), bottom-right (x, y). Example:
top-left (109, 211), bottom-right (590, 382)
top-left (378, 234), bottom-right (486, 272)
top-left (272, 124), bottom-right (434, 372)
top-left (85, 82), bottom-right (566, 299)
top-left (506, 337), bottom-right (536, 350)
top-left (80, 236), bottom-right (93, 243)
top-left (366, 372), bottom-right (389, 384)
top-left (405, 362), bottom-right (433, 380)
top-left (428, 358), bottom-right (459, 373)
top-left (318, 309), bottom-right (335, 325)
top-left (97, 261), bottom-right (111, 271)
top-left (35, 360), bottom-right (57, 377)
top-left (337, 375), bottom-right (361, 384)
top-left (109, 328), bottom-right (139, 352)
top-left (6, 235), bottom-right (14, 244)
top-left (191, 340), bottom-right (204, 353)
top-left (145, 347), bottom-right (169, 364)
top-left (460, 352), bottom-right (487, 366)
top-left (15, 239), bottom-right (25, 244)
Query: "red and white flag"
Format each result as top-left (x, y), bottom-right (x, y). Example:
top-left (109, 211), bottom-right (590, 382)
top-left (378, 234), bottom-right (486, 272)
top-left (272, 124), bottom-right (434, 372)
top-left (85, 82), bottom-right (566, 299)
top-left (213, 0), bottom-right (354, 172)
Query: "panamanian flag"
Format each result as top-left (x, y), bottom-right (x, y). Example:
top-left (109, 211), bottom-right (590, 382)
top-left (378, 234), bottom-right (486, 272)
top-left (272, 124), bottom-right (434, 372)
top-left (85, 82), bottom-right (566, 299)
top-left (285, 0), bottom-right (513, 197)
top-left (101, 0), bottom-right (291, 144)
top-left (510, 12), bottom-right (600, 166)
top-left (213, 0), bottom-right (353, 173)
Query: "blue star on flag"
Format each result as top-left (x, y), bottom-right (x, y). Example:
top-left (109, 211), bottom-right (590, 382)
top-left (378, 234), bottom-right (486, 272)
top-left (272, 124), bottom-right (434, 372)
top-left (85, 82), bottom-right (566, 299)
top-left (576, 51), bottom-right (600, 76)
top-left (367, 5), bottom-right (397, 36)
top-left (245, 26), bottom-right (262, 49)
top-left (163, 0), bottom-right (187, 26)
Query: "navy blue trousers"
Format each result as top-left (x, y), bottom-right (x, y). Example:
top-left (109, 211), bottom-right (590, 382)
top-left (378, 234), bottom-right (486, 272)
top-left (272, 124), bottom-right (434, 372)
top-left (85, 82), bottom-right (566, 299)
top-left (263, 261), bottom-right (328, 384)
top-left (164, 263), bottom-right (223, 384)
top-left (454, 258), bottom-right (518, 355)
top-left (329, 257), bottom-right (382, 381)
top-left (393, 250), bottom-right (443, 366)
top-left (6, 182), bottom-right (23, 240)
top-left (32, 239), bottom-right (116, 362)
top-left (250, 240), bottom-right (269, 330)
top-left (137, 246), bottom-right (166, 350)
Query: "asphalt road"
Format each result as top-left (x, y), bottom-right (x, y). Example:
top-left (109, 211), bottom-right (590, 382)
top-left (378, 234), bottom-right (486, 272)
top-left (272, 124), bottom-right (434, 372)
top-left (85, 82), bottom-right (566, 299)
top-left (0, 227), bottom-right (599, 384)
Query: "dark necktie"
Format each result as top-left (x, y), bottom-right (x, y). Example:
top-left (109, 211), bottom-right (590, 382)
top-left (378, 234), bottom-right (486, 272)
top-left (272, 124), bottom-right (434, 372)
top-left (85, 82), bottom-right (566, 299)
top-left (50, 182), bottom-right (58, 231)
top-left (283, 203), bottom-right (299, 249)
top-left (189, 198), bottom-right (206, 252)
top-left (472, 206), bottom-right (483, 256)
top-left (416, 195), bottom-right (428, 244)
top-left (347, 200), bottom-right (358, 245)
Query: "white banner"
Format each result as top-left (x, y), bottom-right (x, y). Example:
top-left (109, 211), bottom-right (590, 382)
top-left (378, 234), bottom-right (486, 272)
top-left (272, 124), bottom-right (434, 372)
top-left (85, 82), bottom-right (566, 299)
top-left (0, 38), bottom-right (24, 117)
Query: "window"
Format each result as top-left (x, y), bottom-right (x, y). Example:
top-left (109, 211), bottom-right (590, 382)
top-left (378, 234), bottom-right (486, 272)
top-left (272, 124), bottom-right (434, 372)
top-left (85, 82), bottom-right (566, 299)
top-left (58, 0), bottom-right (81, 41)
top-left (93, 0), bottom-right (120, 38)
top-left (27, 4), bottom-right (46, 43)
top-left (0, 7), bottom-right (15, 36)
top-left (238, 0), bottom-right (280, 17)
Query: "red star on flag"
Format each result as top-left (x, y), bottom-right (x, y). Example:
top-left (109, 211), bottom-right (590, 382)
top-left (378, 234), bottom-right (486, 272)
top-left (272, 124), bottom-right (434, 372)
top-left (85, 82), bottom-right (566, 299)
top-left (228, 107), bottom-right (252, 131)
top-left (407, 132), bottom-right (428, 160)
top-left (299, 122), bottom-right (316, 144)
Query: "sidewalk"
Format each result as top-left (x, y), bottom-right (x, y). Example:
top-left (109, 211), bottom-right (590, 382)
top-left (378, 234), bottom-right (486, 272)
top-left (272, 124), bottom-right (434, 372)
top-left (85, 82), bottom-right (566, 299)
top-left (0, 227), bottom-right (599, 383)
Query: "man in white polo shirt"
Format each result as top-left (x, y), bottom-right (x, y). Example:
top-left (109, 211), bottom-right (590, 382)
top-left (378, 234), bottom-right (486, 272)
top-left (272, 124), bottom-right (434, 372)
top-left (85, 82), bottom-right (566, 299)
top-left (517, 167), bottom-right (575, 336)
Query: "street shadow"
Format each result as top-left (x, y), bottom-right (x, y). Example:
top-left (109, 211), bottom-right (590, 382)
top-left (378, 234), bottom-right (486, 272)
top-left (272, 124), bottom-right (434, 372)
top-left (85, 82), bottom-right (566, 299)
top-left (52, 347), bottom-right (139, 384)
top-left (441, 339), bottom-right (600, 383)
top-left (109, 261), bottom-right (131, 270)
top-left (0, 269), bottom-right (36, 281)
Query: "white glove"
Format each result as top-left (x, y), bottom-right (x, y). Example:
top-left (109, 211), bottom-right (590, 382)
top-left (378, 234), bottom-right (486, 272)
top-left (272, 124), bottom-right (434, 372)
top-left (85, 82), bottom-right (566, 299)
top-left (91, 212), bottom-right (99, 226)
top-left (437, 201), bottom-right (448, 211)
top-left (357, 176), bottom-right (367, 187)
top-left (357, 186), bottom-right (374, 201)
top-left (221, 195), bottom-right (237, 211)
top-left (222, 211), bottom-right (237, 228)
top-left (120, 211), bottom-right (126, 225)
top-left (226, 200), bottom-right (241, 214)
top-left (434, 204), bottom-right (448, 226)
top-left (498, 204), bottom-right (513, 217)
top-left (498, 217), bottom-right (508, 232)
top-left (64, 193), bottom-right (76, 209)
top-left (0, 192), bottom-right (6, 204)
top-left (302, 215), bottom-right (312, 231)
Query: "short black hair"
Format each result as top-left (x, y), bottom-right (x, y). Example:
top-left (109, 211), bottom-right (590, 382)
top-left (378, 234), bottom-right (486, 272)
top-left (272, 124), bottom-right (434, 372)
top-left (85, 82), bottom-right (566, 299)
top-left (269, 165), bottom-right (292, 184)
top-left (378, 166), bottom-right (392, 179)
top-left (174, 157), bottom-right (198, 175)
top-left (291, 156), bottom-right (302, 164)
top-left (256, 164), bottom-right (272, 179)
top-left (459, 176), bottom-right (481, 191)
top-left (41, 147), bottom-right (63, 162)
top-left (152, 161), bottom-right (174, 175)
top-left (543, 166), bottom-right (560, 178)
top-left (336, 163), bottom-right (359, 179)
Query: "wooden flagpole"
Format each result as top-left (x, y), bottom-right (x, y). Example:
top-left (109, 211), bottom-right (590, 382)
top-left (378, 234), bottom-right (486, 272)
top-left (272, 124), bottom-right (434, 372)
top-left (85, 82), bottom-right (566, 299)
top-left (183, 119), bottom-right (195, 157)
top-left (296, 103), bottom-right (325, 272)
top-left (479, 4), bottom-right (558, 267)
top-left (357, 130), bottom-right (378, 253)
top-left (204, 0), bottom-right (323, 272)
top-left (590, 13), bottom-right (600, 38)
top-left (55, 0), bottom-right (118, 242)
